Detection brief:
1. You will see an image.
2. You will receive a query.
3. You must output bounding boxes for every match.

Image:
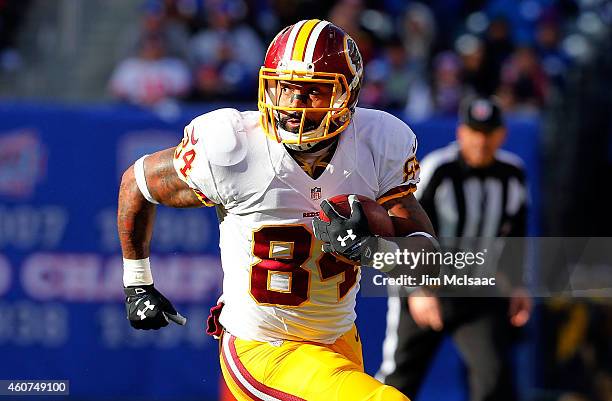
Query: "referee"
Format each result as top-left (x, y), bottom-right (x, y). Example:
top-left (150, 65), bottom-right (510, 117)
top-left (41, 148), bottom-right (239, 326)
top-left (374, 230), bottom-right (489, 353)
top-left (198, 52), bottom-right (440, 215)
top-left (377, 97), bottom-right (532, 401)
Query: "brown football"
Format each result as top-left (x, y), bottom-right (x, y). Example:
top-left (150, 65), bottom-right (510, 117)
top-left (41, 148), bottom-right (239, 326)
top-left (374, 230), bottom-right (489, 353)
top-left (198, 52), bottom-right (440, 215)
top-left (318, 194), bottom-right (395, 237)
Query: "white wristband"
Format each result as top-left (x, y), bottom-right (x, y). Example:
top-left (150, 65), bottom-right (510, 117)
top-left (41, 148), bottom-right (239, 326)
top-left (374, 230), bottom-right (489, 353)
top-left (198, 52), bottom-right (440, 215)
top-left (407, 231), bottom-right (434, 238)
top-left (374, 232), bottom-right (438, 273)
top-left (407, 231), bottom-right (440, 248)
top-left (134, 155), bottom-right (159, 204)
top-left (123, 257), bottom-right (154, 287)
top-left (404, 231), bottom-right (440, 295)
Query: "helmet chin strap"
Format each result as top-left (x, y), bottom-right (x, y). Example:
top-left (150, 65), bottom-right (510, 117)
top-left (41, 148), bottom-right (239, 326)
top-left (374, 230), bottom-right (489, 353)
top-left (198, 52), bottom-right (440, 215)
top-left (276, 113), bottom-right (330, 151)
top-left (285, 143), bottom-right (317, 151)
top-left (277, 126), bottom-right (317, 151)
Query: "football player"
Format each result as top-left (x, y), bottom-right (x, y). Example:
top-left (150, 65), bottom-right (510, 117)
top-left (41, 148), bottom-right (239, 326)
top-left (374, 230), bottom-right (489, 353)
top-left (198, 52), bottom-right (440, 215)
top-left (118, 19), bottom-right (435, 401)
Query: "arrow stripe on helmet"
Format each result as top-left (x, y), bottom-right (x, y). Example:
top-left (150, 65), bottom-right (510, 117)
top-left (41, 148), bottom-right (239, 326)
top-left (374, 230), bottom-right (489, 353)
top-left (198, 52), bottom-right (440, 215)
top-left (282, 20), bottom-right (307, 63)
top-left (291, 19), bottom-right (321, 61)
top-left (304, 20), bottom-right (330, 64)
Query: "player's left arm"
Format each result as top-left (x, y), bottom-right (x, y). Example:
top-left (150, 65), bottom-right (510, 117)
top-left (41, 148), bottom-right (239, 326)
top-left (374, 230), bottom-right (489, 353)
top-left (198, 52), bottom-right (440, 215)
top-left (314, 113), bottom-right (437, 264)
top-left (377, 193), bottom-right (439, 278)
top-left (379, 192), bottom-right (435, 237)
top-left (370, 114), bottom-right (438, 276)
top-left (370, 113), bottom-right (433, 236)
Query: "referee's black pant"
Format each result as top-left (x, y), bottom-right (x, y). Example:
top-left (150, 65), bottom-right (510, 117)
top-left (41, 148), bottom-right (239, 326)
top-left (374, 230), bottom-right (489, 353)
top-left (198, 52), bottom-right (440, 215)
top-left (378, 297), bottom-right (517, 401)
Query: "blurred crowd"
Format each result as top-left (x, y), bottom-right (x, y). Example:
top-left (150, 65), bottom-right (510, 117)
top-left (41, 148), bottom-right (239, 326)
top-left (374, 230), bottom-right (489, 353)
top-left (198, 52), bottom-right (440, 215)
top-left (107, 0), bottom-right (609, 118)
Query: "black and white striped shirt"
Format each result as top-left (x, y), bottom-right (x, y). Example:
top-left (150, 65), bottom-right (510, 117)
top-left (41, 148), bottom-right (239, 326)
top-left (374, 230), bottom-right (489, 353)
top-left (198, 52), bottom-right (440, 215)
top-left (416, 142), bottom-right (528, 239)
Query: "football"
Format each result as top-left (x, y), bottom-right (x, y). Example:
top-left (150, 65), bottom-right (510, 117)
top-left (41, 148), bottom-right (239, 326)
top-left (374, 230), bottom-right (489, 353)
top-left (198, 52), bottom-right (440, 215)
top-left (319, 194), bottom-right (395, 237)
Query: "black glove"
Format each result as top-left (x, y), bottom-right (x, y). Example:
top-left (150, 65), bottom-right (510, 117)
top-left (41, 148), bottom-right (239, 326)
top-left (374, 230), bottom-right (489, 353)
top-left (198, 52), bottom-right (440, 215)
top-left (124, 285), bottom-right (187, 330)
top-left (312, 195), bottom-right (371, 261)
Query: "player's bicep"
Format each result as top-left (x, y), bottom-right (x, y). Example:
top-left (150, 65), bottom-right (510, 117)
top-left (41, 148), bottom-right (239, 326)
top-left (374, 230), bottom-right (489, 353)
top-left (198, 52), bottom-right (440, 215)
top-left (374, 114), bottom-right (420, 197)
top-left (144, 148), bottom-right (204, 208)
top-left (381, 193), bottom-right (435, 237)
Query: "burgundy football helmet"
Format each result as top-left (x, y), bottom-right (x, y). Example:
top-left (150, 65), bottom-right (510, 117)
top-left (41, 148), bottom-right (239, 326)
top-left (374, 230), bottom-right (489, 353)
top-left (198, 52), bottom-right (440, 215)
top-left (258, 20), bottom-right (363, 150)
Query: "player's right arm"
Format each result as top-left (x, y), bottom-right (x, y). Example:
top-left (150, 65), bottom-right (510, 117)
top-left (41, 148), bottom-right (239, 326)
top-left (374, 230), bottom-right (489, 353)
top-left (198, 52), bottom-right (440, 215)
top-left (118, 147), bottom-right (203, 259)
top-left (118, 110), bottom-right (242, 330)
top-left (117, 147), bottom-right (203, 330)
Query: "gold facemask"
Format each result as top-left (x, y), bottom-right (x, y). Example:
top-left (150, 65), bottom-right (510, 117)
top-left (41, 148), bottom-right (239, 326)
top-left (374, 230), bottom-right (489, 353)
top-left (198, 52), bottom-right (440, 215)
top-left (258, 67), bottom-right (353, 145)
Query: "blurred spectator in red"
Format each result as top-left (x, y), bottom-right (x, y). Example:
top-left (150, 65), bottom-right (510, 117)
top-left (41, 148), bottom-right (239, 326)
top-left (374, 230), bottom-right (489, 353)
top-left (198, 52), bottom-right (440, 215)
top-left (328, 0), bottom-right (375, 63)
top-left (109, 34), bottom-right (191, 106)
top-left (400, 2), bottom-right (436, 69)
top-left (498, 46), bottom-right (548, 114)
top-left (431, 51), bottom-right (463, 116)
top-left (188, 0), bottom-right (264, 101)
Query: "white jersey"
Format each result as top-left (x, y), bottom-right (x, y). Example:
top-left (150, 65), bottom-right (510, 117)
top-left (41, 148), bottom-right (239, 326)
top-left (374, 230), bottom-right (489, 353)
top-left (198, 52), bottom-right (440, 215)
top-left (173, 107), bottom-right (419, 343)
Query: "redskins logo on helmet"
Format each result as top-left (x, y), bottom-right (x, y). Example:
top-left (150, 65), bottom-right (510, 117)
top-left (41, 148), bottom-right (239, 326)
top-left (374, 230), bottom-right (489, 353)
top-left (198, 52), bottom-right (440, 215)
top-left (258, 20), bottom-right (363, 150)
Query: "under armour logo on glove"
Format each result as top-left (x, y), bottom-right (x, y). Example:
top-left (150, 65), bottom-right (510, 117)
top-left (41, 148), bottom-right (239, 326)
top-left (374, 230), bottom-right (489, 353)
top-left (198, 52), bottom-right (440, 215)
top-left (136, 299), bottom-right (156, 320)
top-left (125, 285), bottom-right (187, 330)
top-left (312, 195), bottom-right (371, 262)
top-left (337, 230), bottom-right (357, 247)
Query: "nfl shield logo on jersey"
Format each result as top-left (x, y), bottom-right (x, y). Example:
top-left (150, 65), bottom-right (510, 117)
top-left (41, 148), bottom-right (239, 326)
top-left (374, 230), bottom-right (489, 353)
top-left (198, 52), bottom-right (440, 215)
top-left (311, 187), bottom-right (321, 200)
